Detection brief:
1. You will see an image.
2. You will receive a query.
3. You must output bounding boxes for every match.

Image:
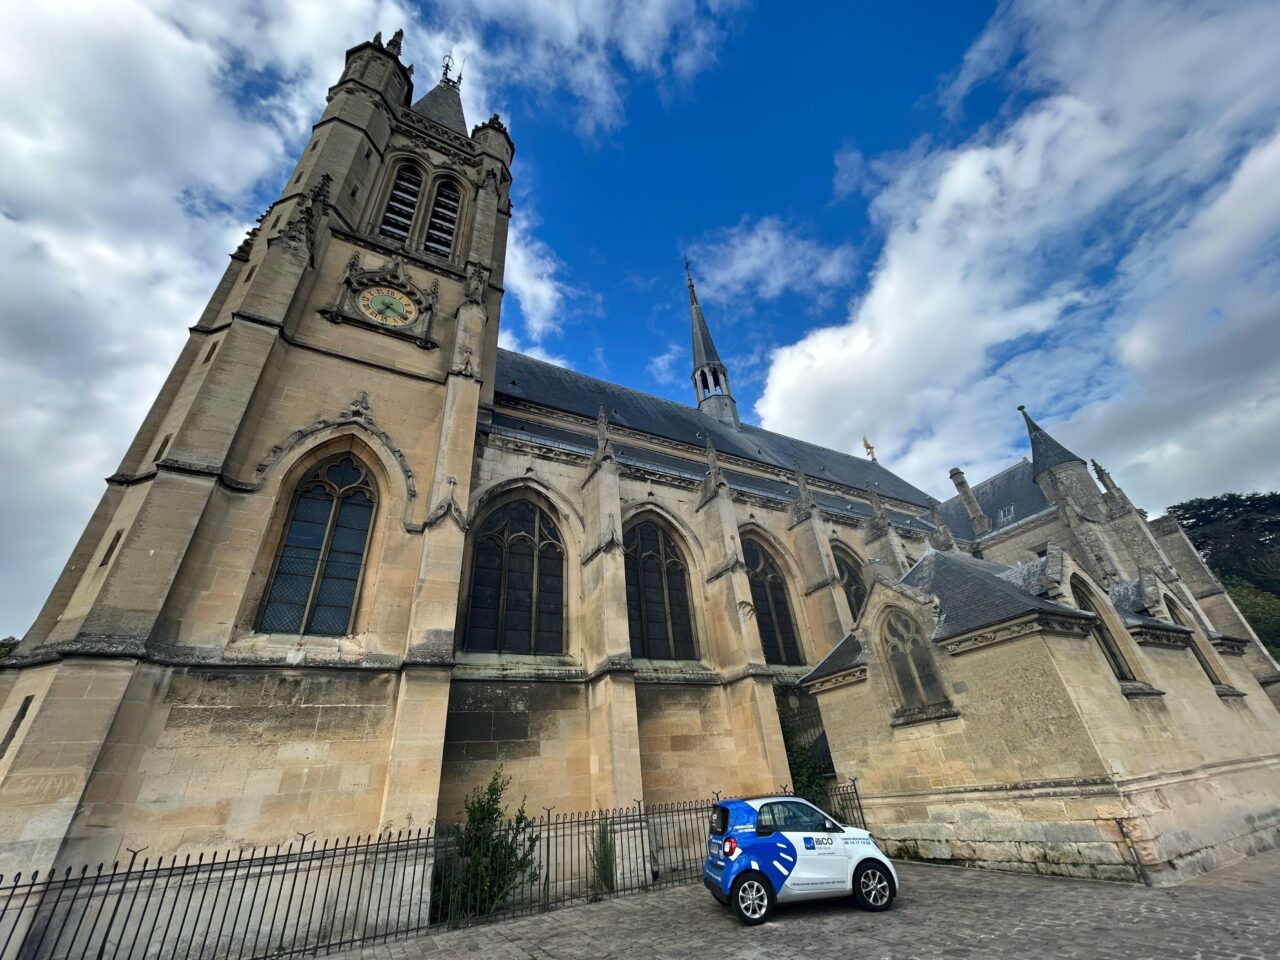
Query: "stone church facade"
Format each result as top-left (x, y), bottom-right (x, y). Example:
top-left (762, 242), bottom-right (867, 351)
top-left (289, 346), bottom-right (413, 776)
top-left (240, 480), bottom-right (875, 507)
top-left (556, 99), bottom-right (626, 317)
top-left (1, 31), bottom-right (1277, 883)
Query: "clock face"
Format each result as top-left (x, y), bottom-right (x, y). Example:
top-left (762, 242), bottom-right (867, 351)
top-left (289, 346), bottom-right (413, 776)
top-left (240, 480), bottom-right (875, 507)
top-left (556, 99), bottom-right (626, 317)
top-left (357, 286), bottom-right (417, 326)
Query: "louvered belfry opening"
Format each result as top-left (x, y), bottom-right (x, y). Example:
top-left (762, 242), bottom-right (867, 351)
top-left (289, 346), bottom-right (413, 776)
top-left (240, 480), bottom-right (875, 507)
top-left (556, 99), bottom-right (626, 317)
top-left (377, 164), bottom-right (423, 243)
top-left (424, 180), bottom-right (461, 257)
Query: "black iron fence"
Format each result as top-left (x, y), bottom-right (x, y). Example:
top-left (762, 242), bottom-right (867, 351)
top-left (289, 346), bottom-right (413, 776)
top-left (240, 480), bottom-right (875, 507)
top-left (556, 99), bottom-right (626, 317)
top-left (0, 784), bottom-right (865, 960)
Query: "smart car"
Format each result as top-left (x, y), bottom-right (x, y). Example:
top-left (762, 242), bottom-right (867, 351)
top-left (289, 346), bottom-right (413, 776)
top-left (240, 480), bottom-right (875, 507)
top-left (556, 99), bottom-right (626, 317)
top-left (703, 795), bottom-right (897, 925)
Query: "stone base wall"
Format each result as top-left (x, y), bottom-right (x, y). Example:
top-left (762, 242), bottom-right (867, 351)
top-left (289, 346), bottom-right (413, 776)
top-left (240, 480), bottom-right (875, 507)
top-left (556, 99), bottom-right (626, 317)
top-left (437, 680), bottom-right (592, 822)
top-left (56, 664), bottom-right (398, 865)
top-left (635, 683), bottom-right (742, 804)
top-left (865, 755), bottom-right (1280, 884)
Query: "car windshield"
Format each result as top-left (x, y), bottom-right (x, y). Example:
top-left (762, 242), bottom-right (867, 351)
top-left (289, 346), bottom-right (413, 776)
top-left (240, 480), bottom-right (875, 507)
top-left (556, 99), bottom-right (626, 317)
top-left (709, 804), bottom-right (730, 836)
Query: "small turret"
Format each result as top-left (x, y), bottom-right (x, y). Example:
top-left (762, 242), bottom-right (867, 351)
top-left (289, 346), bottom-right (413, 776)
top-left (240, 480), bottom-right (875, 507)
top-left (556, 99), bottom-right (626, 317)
top-left (1019, 405), bottom-right (1099, 508)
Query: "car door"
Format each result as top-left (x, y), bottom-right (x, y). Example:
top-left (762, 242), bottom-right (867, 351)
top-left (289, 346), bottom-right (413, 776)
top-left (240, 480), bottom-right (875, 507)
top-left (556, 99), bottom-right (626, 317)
top-left (758, 801), bottom-right (847, 899)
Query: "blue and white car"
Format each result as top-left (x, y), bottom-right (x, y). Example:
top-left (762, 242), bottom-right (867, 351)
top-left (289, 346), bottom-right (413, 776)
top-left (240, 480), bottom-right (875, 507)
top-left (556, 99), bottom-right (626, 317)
top-left (703, 795), bottom-right (897, 925)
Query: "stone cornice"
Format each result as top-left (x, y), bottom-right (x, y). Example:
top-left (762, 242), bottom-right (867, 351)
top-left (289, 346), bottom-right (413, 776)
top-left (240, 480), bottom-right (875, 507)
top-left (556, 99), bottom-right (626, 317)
top-left (804, 663), bottom-right (868, 694)
top-left (939, 613), bottom-right (1091, 656)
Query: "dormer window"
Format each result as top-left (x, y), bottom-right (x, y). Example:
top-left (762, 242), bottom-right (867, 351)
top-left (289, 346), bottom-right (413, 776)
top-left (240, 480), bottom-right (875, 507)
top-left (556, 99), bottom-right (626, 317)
top-left (377, 164), bottom-right (422, 243)
top-left (997, 504), bottom-right (1015, 524)
top-left (424, 180), bottom-right (461, 258)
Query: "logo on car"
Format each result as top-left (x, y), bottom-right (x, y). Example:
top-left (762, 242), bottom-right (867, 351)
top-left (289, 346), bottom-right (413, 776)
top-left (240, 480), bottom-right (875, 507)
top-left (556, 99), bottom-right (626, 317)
top-left (803, 837), bottom-right (816, 850)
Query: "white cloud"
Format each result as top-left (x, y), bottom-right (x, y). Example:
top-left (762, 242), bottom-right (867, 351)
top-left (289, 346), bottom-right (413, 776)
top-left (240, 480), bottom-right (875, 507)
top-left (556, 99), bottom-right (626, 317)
top-left (689, 216), bottom-right (857, 304)
top-left (757, 0), bottom-right (1280, 513)
top-left (833, 144), bottom-right (869, 199)
top-left (0, 0), bottom-right (742, 635)
top-left (505, 215), bottom-right (568, 341)
top-left (647, 341), bottom-right (684, 385)
top-left (497, 327), bottom-right (570, 367)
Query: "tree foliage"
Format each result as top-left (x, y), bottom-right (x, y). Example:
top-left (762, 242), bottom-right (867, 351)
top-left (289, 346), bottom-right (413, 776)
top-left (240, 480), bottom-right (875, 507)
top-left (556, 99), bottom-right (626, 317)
top-left (1166, 492), bottom-right (1280, 592)
top-left (1221, 575), bottom-right (1280, 657)
top-left (1166, 491), bottom-right (1280, 656)
top-left (430, 767), bottom-right (540, 928)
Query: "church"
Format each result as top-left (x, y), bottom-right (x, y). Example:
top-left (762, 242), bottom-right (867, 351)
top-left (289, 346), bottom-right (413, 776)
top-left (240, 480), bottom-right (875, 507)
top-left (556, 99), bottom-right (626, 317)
top-left (1, 30), bottom-right (1277, 885)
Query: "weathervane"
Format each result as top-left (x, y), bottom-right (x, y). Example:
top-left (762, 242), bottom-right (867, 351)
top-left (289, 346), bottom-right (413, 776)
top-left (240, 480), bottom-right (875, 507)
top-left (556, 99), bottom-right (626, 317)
top-left (442, 54), bottom-right (455, 82)
top-left (863, 436), bottom-right (877, 462)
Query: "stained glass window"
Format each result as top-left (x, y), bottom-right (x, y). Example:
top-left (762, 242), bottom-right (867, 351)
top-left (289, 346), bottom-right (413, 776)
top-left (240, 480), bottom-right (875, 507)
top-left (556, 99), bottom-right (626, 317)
top-left (624, 520), bottom-right (697, 660)
top-left (464, 499), bottom-right (565, 654)
top-left (258, 455), bottom-right (376, 637)
top-left (1070, 578), bottom-right (1135, 682)
top-left (882, 609), bottom-right (948, 709)
top-left (834, 552), bottom-right (868, 623)
top-left (743, 538), bottom-right (803, 665)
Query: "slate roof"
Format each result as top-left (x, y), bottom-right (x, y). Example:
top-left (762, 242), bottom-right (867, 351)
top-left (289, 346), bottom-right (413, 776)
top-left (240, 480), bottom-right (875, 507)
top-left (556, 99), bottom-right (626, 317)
top-left (901, 550), bottom-right (1089, 641)
top-left (937, 459), bottom-right (1052, 541)
top-left (411, 79), bottom-right (468, 135)
top-left (1108, 578), bottom-right (1191, 633)
top-left (801, 633), bottom-right (865, 685)
top-left (492, 349), bottom-right (934, 508)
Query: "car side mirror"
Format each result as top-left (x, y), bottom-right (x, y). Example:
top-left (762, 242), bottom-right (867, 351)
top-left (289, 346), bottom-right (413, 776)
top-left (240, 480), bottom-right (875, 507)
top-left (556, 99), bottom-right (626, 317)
top-left (824, 821), bottom-right (838, 832)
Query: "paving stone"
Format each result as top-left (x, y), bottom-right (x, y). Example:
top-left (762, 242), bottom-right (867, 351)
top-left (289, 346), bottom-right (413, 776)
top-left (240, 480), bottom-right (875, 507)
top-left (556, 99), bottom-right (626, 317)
top-left (330, 847), bottom-right (1280, 960)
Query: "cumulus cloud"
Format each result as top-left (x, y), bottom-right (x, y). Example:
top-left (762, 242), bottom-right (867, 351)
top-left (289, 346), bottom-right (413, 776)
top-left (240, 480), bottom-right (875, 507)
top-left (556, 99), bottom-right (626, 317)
top-left (0, 0), bottom-right (743, 635)
top-left (505, 215), bottom-right (568, 341)
top-left (647, 341), bottom-right (685, 385)
top-left (757, 0), bottom-right (1280, 512)
top-left (689, 216), bottom-right (857, 304)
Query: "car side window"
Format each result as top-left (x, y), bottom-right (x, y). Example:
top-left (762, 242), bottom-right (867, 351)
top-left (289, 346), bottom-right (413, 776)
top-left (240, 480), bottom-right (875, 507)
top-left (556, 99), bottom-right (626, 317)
top-left (759, 801), bottom-right (828, 833)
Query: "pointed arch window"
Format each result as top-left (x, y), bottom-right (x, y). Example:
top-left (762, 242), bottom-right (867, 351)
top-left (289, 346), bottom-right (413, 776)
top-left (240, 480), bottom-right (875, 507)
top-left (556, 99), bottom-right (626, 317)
top-left (833, 552), bottom-right (868, 624)
top-left (1070, 577), bottom-right (1135, 682)
top-left (743, 538), bottom-right (803, 665)
top-left (464, 499), bottom-right (564, 654)
top-left (882, 609), bottom-right (948, 710)
top-left (1166, 599), bottom-right (1222, 685)
top-left (377, 164), bottom-right (423, 243)
top-left (259, 455), bottom-right (376, 636)
top-left (624, 520), bottom-right (697, 660)
top-left (423, 180), bottom-right (461, 258)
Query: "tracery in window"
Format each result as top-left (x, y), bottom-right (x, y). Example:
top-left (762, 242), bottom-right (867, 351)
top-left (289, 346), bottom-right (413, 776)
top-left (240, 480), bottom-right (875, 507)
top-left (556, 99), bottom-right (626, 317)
top-left (463, 499), bottom-right (564, 654)
top-left (1070, 577), bottom-right (1135, 682)
top-left (624, 520), bottom-right (697, 660)
top-left (423, 180), bottom-right (461, 258)
top-left (882, 609), bottom-right (948, 710)
top-left (743, 538), bottom-right (803, 665)
top-left (259, 455), bottom-right (376, 637)
top-left (377, 164), bottom-right (423, 243)
top-left (833, 551), bottom-right (868, 624)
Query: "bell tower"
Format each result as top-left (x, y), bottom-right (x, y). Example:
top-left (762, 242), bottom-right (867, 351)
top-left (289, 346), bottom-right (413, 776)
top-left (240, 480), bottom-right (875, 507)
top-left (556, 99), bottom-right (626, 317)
top-left (5, 29), bottom-right (516, 863)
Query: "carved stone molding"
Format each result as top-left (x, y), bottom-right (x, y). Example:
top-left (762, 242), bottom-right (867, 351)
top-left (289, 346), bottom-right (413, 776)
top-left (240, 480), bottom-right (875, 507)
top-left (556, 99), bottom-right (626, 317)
top-left (581, 514), bottom-right (624, 567)
top-left (252, 391), bottom-right (421, 531)
top-left (706, 552), bottom-right (744, 584)
top-left (805, 663), bottom-right (868, 694)
top-left (941, 613), bottom-right (1091, 656)
top-left (424, 477), bottom-right (468, 532)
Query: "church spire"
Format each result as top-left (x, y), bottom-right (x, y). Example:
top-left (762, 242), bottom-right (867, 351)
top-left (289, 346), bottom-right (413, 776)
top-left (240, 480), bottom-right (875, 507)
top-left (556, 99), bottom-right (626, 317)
top-left (1019, 405), bottom-right (1085, 479)
top-left (410, 55), bottom-right (468, 136)
top-left (685, 259), bottom-right (739, 427)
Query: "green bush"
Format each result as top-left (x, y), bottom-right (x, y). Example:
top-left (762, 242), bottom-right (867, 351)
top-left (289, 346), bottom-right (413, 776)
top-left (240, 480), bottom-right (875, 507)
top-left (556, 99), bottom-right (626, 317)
top-left (430, 767), bottom-right (541, 928)
top-left (588, 816), bottom-right (617, 901)
top-left (779, 711), bottom-right (829, 809)
top-left (1222, 575), bottom-right (1280, 658)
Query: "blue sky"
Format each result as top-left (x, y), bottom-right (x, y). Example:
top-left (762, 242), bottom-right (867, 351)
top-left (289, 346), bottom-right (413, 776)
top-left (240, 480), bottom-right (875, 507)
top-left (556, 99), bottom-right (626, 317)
top-left (1, 0), bottom-right (1279, 636)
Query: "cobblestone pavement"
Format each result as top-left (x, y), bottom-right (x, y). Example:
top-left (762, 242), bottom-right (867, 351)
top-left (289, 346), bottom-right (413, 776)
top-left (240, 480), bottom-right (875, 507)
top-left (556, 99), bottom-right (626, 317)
top-left (336, 849), bottom-right (1280, 960)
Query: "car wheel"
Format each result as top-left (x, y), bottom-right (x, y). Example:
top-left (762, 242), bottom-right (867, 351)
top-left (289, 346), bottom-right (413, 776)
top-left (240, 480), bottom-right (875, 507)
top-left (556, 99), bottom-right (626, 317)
top-left (730, 872), bottom-right (774, 925)
top-left (852, 860), bottom-right (895, 911)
